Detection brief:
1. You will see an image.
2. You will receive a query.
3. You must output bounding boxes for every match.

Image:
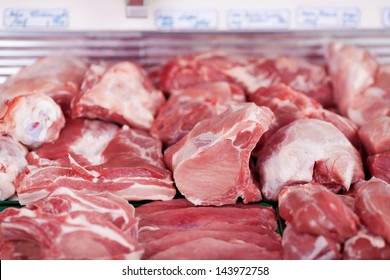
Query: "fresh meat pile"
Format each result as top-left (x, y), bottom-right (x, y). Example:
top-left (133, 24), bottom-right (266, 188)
top-left (0, 42), bottom-right (389, 260)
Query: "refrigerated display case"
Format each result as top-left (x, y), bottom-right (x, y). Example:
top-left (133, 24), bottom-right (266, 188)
top-left (0, 0), bottom-right (389, 261)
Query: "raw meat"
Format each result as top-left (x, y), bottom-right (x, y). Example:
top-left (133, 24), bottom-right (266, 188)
top-left (138, 203), bottom-right (278, 232)
top-left (326, 42), bottom-right (377, 117)
top-left (160, 53), bottom-right (333, 106)
top-left (29, 118), bottom-right (119, 164)
top-left (250, 84), bottom-right (359, 148)
top-left (15, 119), bottom-right (175, 204)
top-left (355, 178), bottom-right (390, 243)
top-left (28, 187), bottom-right (138, 237)
top-left (149, 238), bottom-right (281, 260)
top-left (278, 183), bottom-right (360, 242)
top-left (0, 56), bottom-right (87, 111)
top-left (367, 152), bottom-right (390, 183)
top-left (225, 56), bottom-right (333, 106)
top-left (0, 135), bottom-right (28, 200)
top-left (139, 222), bottom-right (279, 244)
top-left (143, 229), bottom-right (282, 259)
top-left (135, 198), bottom-right (194, 218)
top-left (159, 52), bottom-right (246, 93)
top-left (343, 228), bottom-right (390, 260)
top-left (0, 207), bottom-right (142, 260)
top-left (164, 103), bottom-right (274, 206)
top-left (358, 116), bottom-right (390, 155)
top-left (0, 93), bottom-right (65, 148)
top-left (258, 119), bottom-right (364, 200)
top-left (151, 81), bottom-right (245, 146)
top-left (136, 200), bottom-right (278, 243)
top-left (71, 61), bottom-right (165, 130)
top-left (282, 224), bottom-right (341, 260)
top-left (136, 199), bottom-right (281, 260)
top-left (326, 43), bottom-right (390, 125)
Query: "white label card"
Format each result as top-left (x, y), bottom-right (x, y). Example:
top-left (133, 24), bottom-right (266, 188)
top-left (3, 8), bottom-right (68, 28)
top-left (227, 9), bottom-right (291, 29)
top-left (383, 7), bottom-right (390, 27)
top-left (296, 7), bottom-right (360, 28)
top-left (155, 9), bottom-right (218, 30)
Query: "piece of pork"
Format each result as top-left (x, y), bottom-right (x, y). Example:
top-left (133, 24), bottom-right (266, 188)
top-left (164, 103), bottom-right (274, 206)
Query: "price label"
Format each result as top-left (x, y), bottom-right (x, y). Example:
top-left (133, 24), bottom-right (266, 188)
top-left (3, 9), bottom-right (69, 28)
top-left (383, 8), bottom-right (390, 27)
top-left (227, 9), bottom-right (291, 29)
top-left (155, 9), bottom-right (218, 30)
top-left (296, 7), bottom-right (360, 28)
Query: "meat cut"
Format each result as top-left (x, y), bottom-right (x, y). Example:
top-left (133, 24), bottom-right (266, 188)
top-left (71, 61), bottom-right (165, 130)
top-left (0, 93), bottom-right (65, 148)
top-left (225, 56), bottom-right (333, 106)
top-left (28, 187), bottom-right (138, 238)
top-left (151, 81), bottom-right (245, 146)
top-left (278, 183), bottom-right (360, 242)
top-left (136, 199), bottom-right (281, 260)
top-left (250, 84), bottom-right (359, 149)
top-left (343, 228), bottom-right (390, 260)
top-left (0, 56), bottom-right (85, 147)
top-left (15, 119), bottom-right (175, 204)
top-left (159, 53), bottom-right (332, 106)
top-left (355, 178), bottom-right (390, 244)
top-left (0, 135), bottom-right (28, 200)
top-left (326, 43), bottom-right (390, 126)
top-left (159, 52), bottom-right (246, 93)
top-left (358, 116), bottom-right (390, 155)
top-left (0, 56), bottom-right (87, 111)
top-left (164, 103), bottom-right (274, 206)
top-left (0, 189), bottom-right (142, 260)
top-left (257, 119), bottom-right (364, 200)
top-left (367, 152), bottom-right (390, 183)
top-left (282, 224), bottom-right (341, 260)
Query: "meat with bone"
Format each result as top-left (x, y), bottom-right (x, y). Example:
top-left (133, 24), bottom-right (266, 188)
top-left (250, 84), bottom-right (359, 148)
top-left (151, 81), bottom-right (245, 146)
top-left (0, 205), bottom-right (142, 260)
top-left (164, 103), bottom-right (274, 206)
top-left (28, 187), bottom-right (138, 238)
top-left (0, 93), bottom-right (65, 148)
top-left (278, 183), bottom-right (360, 242)
top-left (355, 178), bottom-right (390, 244)
top-left (343, 228), bottom-right (390, 260)
top-left (71, 61), bottom-right (165, 130)
top-left (0, 135), bottom-right (28, 200)
top-left (0, 56), bottom-right (87, 111)
top-left (15, 119), bottom-right (175, 205)
top-left (257, 119), bottom-right (364, 200)
top-left (326, 43), bottom-right (390, 126)
top-left (282, 223), bottom-right (341, 260)
top-left (136, 199), bottom-right (281, 260)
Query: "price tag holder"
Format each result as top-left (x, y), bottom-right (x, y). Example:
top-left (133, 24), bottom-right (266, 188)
top-left (3, 8), bottom-right (69, 28)
top-left (296, 7), bottom-right (360, 28)
top-left (155, 9), bottom-right (218, 30)
top-left (227, 9), bottom-right (291, 30)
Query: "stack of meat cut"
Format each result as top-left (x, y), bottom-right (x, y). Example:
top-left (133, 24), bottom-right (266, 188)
top-left (0, 42), bottom-right (389, 260)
